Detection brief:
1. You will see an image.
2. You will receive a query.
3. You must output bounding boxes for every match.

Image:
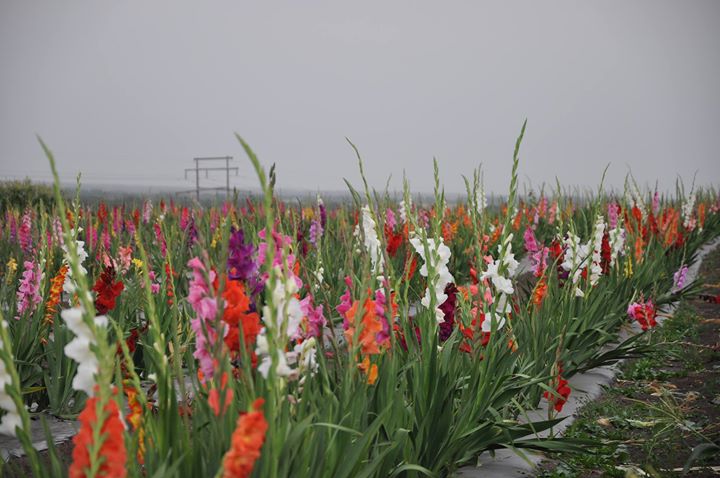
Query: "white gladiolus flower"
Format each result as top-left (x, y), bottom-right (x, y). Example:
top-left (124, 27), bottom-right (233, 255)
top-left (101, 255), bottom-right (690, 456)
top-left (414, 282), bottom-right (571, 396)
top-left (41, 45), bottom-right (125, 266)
top-left (256, 266), bottom-right (307, 379)
top-left (561, 233), bottom-right (589, 286)
top-left (288, 338), bottom-right (319, 376)
top-left (262, 267), bottom-right (303, 339)
top-left (481, 314), bottom-right (506, 333)
top-left (608, 226), bottom-right (626, 267)
top-left (61, 236), bottom-right (88, 294)
top-left (588, 215), bottom-right (606, 286)
top-left (0, 325), bottom-right (22, 437)
top-left (410, 234), bottom-right (454, 323)
top-left (360, 206), bottom-right (384, 274)
top-left (399, 199), bottom-right (410, 224)
top-left (61, 307), bottom-right (107, 396)
top-left (478, 234), bottom-right (518, 332)
top-left (682, 191), bottom-right (696, 229)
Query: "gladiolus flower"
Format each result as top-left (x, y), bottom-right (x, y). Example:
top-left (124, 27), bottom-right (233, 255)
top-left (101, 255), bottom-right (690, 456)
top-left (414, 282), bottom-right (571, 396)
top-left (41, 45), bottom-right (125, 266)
top-left (222, 398), bottom-right (268, 478)
top-left (93, 266), bottom-right (124, 315)
top-left (44, 265), bottom-right (68, 326)
top-left (15, 260), bottom-right (42, 320)
top-left (544, 375), bottom-right (571, 413)
top-left (69, 392), bottom-right (127, 478)
top-left (627, 299), bottom-right (657, 331)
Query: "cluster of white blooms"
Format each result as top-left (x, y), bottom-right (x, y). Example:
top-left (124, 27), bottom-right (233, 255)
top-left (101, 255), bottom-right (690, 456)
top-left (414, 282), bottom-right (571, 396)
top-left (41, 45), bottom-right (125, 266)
top-left (480, 234), bottom-right (519, 331)
top-left (288, 338), bottom-right (319, 380)
top-left (312, 262), bottom-right (324, 292)
top-left (561, 233), bottom-right (590, 297)
top-left (256, 266), bottom-right (317, 380)
top-left (682, 190), bottom-right (696, 229)
top-left (0, 324), bottom-right (22, 437)
top-left (608, 226), bottom-right (626, 267)
top-left (475, 182), bottom-right (487, 215)
top-left (588, 215), bottom-right (606, 286)
top-left (627, 182), bottom-right (646, 219)
top-left (62, 306), bottom-right (107, 396)
top-left (409, 233), bottom-right (454, 324)
top-left (359, 206), bottom-right (384, 274)
top-left (399, 199), bottom-right (410, 224)
top-left (61, 231), bottom-right (88, 294)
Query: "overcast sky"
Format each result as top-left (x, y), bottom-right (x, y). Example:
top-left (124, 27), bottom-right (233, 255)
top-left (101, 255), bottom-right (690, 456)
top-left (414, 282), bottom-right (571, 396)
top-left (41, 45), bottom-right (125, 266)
top-left (1, 1), bottom-right (719, 195)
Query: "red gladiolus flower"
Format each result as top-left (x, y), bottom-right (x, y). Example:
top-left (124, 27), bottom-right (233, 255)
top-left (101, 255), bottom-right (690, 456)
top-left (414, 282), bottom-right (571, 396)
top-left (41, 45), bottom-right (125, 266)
top-left (544, 376), bottom-right (571, 412)
top-left (627, 299), bottom-right (657, 330)
top-left (385, 224), bottom-right (403, 257)
top-left (93, 265), bottom-right (124, 315)
top-left (69, 393), bottom-right (127, 478)
top-left (222, 398), bottom-right (268, 478)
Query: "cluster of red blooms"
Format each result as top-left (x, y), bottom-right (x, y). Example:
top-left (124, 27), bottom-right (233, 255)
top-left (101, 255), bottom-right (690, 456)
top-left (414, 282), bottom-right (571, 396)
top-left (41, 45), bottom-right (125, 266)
top-left (222, 398), bottom-right (268, 478)
top-left (69, 391), bottom-right (127, 478)
top-left (627, 299), bottom-right (658, 331)
top-left (92, 265), bottom-right (124, 315)
top-left (544, 363), bottom-right (571, 413)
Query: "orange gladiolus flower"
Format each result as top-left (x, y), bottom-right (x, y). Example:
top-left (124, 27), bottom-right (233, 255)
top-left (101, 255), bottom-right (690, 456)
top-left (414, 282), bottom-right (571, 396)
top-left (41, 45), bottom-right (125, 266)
top-left (344, 295), bottom-right (383, 356)
top-left (359, 356), bottom-right (379, 385)
top-left (69, 393), bottom-right (127, 478)
top-left (221, 280), bottom-right (261, 361)
top-left (44, 264), bottom-right (68, 326)
top-left (222, 398), bottom-right (268, 478)
top-left (698, 203), bottom-right (706, 229)
top-left (124, 384), bottom-right (146, 464)
top-left (532, 277), bottom-right (548, 308)
top-left (208, 372), bottom-right (233, 417)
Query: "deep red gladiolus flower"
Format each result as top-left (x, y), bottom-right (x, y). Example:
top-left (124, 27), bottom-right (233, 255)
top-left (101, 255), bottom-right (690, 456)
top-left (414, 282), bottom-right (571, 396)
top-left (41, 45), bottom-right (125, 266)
top-left (93, 265), bottom-right (124, 315)
top-left (385, 224), bottom-right (403, 257)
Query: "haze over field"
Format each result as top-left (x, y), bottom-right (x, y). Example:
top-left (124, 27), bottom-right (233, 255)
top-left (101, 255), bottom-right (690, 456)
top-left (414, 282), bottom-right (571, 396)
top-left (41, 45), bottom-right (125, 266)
top-left (1, 1), bottom-right (719, 195)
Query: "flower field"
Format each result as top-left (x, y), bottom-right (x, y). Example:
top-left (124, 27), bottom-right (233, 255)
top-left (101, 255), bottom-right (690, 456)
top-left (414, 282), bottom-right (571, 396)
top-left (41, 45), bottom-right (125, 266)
top-left (1, 129), bottom-right (719, 477)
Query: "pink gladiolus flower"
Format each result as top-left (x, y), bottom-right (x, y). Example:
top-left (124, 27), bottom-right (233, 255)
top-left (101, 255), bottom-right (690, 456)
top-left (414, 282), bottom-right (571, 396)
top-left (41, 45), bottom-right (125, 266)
top-left (18, 210), bottom-right (32, 254)
top-left (608, 203), bottom-right (620, 229)
top-left (300, 295), bottom-right (327, 338)
top-left (187, 257), bottom-right (220, 382)
top-left (385, 208), bottom-right (396, 230)
top-left (16, 260), bottom-right (42, 320)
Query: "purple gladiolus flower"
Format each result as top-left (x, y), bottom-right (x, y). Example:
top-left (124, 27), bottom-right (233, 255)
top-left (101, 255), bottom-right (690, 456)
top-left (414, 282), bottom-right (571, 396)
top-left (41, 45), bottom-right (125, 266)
top-left (673, 264), bottom-right (688, 291)
top-left (228, 228), bottom-right (256, 282)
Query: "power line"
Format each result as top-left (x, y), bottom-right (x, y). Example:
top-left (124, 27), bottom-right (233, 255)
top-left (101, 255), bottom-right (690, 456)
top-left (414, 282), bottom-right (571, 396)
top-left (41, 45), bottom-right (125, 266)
top-left (183, 156), bottom-right (238, 200)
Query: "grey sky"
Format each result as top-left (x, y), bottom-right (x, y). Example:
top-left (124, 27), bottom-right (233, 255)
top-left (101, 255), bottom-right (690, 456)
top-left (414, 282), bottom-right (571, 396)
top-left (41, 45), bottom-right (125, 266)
top-left (1, 1), bottom-right (719, 195)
